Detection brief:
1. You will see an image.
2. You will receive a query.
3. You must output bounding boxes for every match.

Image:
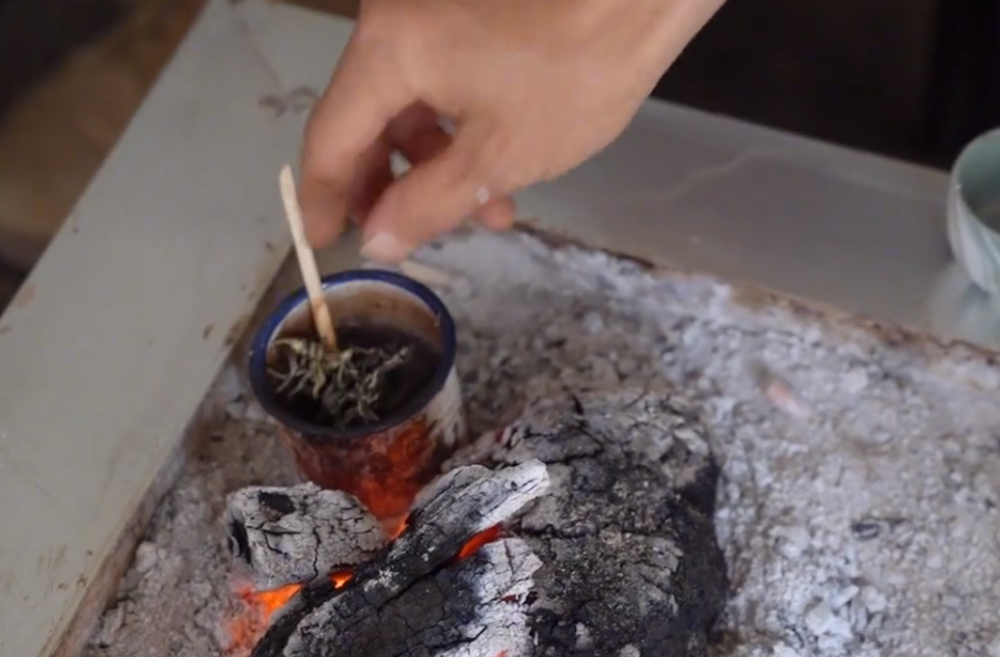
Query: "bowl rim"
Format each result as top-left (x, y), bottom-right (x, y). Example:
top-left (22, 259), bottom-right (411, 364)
top-left (952, 126), bottom-right (1000, 235)
top-left (948, 128), bottom-right (1000, 294)
top-left (248, 268), bottom-right (457, 440)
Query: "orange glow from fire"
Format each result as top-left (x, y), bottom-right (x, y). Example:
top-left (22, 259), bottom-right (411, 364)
top-left (330, 570), bottom-right (353, 588)
top-left (384, 514), bottom-right (409, 540)
top-left (252, 571), bottom-right (353, 618)
top-left (457, 524), bottom-right (502, 561)
top-left (251, 583), bottom-right (301, 616)
top-left (225, 571), bottom-right (353, 654)
top-left (224, 512), bottom-right (504, 653)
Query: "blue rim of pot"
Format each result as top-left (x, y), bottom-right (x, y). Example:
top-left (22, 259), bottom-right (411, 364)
top-left (248, 269), bottom-right (457, 441)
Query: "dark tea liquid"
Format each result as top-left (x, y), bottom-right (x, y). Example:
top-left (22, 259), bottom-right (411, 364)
top-left (269, 321), bottom-right (443, 431)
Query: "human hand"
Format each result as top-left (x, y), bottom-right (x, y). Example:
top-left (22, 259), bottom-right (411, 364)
top-left (299, 0), bottom-right (725, 262)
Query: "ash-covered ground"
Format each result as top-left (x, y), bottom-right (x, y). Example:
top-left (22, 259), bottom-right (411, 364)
top-left (85, 230), bottom-right (1000, 657)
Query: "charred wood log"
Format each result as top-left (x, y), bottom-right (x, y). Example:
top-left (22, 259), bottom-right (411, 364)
top-left (251, 460), bottom-right (550, 657)
top-left (446, 387), bottom-right (728, 657)
top-left (282, 538), bottom-right (541, 657)
top-left (240, 388), bottom-right (726, 656)
top-left (225, 483), bottom-right (387, 591)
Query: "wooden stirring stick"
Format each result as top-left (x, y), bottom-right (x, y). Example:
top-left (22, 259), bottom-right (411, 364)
top-left (278, 164), bottom-right (338, 352)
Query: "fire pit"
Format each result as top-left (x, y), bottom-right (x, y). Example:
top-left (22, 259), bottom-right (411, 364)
top-left (223, 383), bottom-right (726, 657)
top-left (84, 227), bottom-right (1000, 657)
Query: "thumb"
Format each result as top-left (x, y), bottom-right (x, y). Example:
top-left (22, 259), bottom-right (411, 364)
top-left (299, 36), bottom-right (410, 248)
top-left (360, 125), bottom-right (495, 263)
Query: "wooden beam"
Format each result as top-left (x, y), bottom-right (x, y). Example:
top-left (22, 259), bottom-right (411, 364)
top-left (0, 0), bottom-right (123, 114)
top-left (0, 3), bottom-right (358, 656)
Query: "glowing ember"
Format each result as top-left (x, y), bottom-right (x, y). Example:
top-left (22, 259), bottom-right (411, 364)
top-left (225, 523), bottom-right (504, 653)
top-left (330, 570), bottom-right (352, 588)
top-left (222, 459), bottom-right (536, 657)
top-left (225, 571), bottom-right (352, 654)
top-left (383, 514), bottom-right (409, 540)
top-left (457, 524), bottom-right (502, 561)
top-left (247, 583), bottom-right (300, 618)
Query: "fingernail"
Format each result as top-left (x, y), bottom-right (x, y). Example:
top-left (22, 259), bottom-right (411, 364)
top-left (361, 231), bottom-right (409, 263)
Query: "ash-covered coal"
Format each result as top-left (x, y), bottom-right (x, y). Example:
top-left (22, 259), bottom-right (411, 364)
top-left (225, 483), bottom-right (387, 591)
top-left (243, 388), bottom-right (726, 657)
top-left (250, 461), bottom-right (550, 657)
top-left (446, 388), bottom-right (728, 657)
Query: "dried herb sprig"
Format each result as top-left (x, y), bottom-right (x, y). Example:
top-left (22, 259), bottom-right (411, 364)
top-left (268, 337), bottom-right (411, 429)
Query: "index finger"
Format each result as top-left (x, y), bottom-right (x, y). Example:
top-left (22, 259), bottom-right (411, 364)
top-left (299, 31), bottom-right (412, 248)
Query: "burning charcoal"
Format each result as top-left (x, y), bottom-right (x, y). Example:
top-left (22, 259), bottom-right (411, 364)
top-left (447, 388), bottom-right (728, 657)
top-left (225, 483), bottom-right (387, 591)
top-left (406, 459), bottom-right (551, 543)
top-left (284, 538), bottom-right (540, 657)
top-left (251, 460), bottom-right (550, 657)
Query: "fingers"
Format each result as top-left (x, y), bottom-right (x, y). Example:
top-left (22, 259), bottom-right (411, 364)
top-left (360, 123), bottom-right (495, 263)
top-left (392, 105), bottom-right (511, 228)
top-left (354, 111), bottom-right (516, 263)
top-left (476, 196), bottom-right (516, 231)
top-left (387, 104), bottom-right (450, 164)
top-left (299, 32), bottom-right (412, 248)
top-left (348, 110), bottom-right (517, 238)
top-left (390, 106), bottom-right (516, 232)
top-left (340, 105), bottom-right (440, 230)
top-left (348, 135), bottom-right (394, 222)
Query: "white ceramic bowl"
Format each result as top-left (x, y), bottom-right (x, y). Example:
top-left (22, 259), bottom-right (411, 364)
top-left (946, 127), bottom-right (1000, 295)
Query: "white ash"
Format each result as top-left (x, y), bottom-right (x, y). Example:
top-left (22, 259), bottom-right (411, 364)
top-left (414, 230), bottom-right (1000, 657)
top-left (436, 539), bottom-right (543, 657)
top-left (85, 386), bottom-right (301, 657)
top-left (225, 483), bottom-right (387, 590)
top-left (88, 228), bottom-right (1000, 657)
top-left (409, 460), bottom-right (552, 537)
